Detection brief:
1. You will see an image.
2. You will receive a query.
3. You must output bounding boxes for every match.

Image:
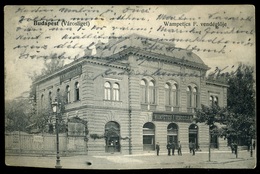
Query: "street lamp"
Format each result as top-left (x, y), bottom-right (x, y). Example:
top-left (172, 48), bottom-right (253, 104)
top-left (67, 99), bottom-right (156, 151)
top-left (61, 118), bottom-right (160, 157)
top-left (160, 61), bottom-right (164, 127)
top-left (52, 98), bottom-right (62, 169)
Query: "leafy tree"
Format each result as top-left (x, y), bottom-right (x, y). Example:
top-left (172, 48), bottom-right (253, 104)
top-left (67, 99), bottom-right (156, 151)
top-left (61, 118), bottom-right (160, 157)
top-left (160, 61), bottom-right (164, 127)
top-left (27, 57), bottom-right (65, 133)
top-left (41, 58), bottom-right (65, 77)
top-left (5, 99), bottom-right (31, 132)
top-left (227, 64), bottom-right (255, 116)
top-left (194, 104), bottom-right (228, 161)
top-left (194, 63), bottom-right (255, 159)
top-left (221, 64), bottom-right (256, 146)
top-left (29, 89), bottom-right (68, 134)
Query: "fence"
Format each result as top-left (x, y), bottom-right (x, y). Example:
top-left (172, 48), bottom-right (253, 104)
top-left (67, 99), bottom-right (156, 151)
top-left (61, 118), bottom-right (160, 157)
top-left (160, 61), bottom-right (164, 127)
top-left (5, 131), bottom-right (88, 156)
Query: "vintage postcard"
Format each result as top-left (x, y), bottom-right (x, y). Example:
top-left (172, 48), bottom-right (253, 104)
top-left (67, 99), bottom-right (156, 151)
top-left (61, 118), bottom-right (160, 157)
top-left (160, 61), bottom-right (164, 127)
top-left (4, 5), bottom-right (256, 169)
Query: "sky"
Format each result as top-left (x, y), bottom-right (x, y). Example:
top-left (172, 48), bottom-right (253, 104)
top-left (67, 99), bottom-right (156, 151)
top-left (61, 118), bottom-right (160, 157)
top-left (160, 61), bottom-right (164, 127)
top-left (4, 5), bottom-right (255, 100)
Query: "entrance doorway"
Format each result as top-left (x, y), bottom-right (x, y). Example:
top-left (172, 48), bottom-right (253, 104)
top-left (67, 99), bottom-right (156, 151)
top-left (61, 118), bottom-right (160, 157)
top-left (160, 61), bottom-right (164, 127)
top-left (189, 124), bottom-right (199, 149)
top-left (143, 122), bottom-right (155, 151)
top-left (210, 125), bottom-right (218, 148)
top-left (105, 121), bottom-right (120, 153)
top-left (167, 123), bottom-right (178, 146)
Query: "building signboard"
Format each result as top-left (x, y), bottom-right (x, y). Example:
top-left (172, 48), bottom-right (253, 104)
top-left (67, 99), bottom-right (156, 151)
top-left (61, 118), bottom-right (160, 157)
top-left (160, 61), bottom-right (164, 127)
top-left (153, 113), bottom-right (193, 122)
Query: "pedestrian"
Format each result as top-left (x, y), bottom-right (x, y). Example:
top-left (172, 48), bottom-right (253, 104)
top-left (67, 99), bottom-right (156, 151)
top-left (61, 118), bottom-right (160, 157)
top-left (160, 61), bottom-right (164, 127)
top-left (192, 142), bottom-right (196, 156)
top-left (156, 142), bottom-right (160, 156)
top-left (231, 142), bottom-right (234, 153)
top-left (233, 142), bottom-right (238, 155)
top-left (247, 140), bottom-right (251, 152)
top-left (253, 141), bottom-right (255, 150)
top-left (171, 142), bottom-right (175, 155)
top-left (177, 141), bottom-right (182, 156)
top-left (189, 141), bottom-right (193, 153)
top-left (167, 142), bottom-right (171, 156)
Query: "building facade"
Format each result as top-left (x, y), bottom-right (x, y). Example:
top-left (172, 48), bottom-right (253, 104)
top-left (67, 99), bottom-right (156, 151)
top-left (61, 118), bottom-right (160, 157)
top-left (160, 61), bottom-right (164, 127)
top-left (34, 34), bottom-right (228, 155)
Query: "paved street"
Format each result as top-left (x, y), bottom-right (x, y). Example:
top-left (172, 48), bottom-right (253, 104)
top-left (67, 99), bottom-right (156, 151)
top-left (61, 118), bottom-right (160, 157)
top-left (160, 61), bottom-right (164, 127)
top-left (5, 150), bottom-right (256, 169)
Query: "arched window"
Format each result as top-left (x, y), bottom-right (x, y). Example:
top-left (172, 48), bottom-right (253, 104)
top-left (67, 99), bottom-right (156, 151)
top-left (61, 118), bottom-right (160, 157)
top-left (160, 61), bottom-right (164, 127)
top-left (41, 94), bottom-right (44, 109)
top-left (140, 79), bottom-right (147, 103)
top-left (49, 91), bottom-right (52, 105)
top-left (209, 96), bottom-right (213, 106)
top-left (104, 82), bottom-right (111, 100)
top-left (214, 96), bottom-right (218, 106)
top-left (143, 122), bottom-right (155, 151)
top-left (149, 80), bottom-right (155, 104)
top-left (165, 83), bottom-right (171, 105)
top-left (172, 84), bottom-right (178, 106)
top-left (193, 87), bottom-right (198, 108)
top-left (66, 85), bottom-right (70, 103)
top-left (187, 86), bottom-right (192, 107)
top-left (113, 83), bottom-right (120, 101)
top-left (165, 82), bottom-right (178, 110)
top-left (75, 82), bottom-right (80, 101)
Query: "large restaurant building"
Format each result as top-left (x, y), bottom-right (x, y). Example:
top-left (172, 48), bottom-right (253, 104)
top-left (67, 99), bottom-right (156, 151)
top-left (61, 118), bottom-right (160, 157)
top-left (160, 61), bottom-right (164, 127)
top-left (34, 34), bottom-right (229, 155)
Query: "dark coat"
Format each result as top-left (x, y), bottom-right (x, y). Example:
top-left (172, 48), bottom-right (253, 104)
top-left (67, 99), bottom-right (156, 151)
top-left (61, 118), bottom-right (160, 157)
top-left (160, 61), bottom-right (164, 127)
top-left (171, 143), bottom-right (175, 149)
top-left (167, 143), bottom-right (171, 149)
top-left (156, 144), bottom-right (160, 150)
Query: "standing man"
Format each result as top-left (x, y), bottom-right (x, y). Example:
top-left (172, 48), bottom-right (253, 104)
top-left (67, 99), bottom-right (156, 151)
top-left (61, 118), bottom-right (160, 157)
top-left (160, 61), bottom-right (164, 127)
top-left (171, 142), bottom-right (175, 156)
top-left (231, 142), bottom-right (234, 153)
top-left (156, 142), bottom-right (160, 156)
top-left (192, 141), bottom-right (196, 156)
top-left (234, 142), bottom-right (238, 156)
top-left (167, 142), bottom-right (171, 156)
top-left (189, 141), bottom-right (193, 153)
top-left (177, 141), bottom-right (182, 156)
top-left (247, 140), bottom-right (251, 152)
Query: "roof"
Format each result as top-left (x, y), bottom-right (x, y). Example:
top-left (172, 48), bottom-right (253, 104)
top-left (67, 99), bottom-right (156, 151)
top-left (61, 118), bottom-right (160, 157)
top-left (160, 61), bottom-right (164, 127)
top-left (206, 80), bottom-right (229, 87)
top-left (34, 34), bottom-right (210, 85)
top-left (92, 33), bottom-right (209, 70)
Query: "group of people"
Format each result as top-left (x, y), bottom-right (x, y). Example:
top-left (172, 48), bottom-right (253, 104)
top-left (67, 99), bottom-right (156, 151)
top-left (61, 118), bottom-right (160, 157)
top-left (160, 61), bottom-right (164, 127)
top-left (155, 141), bottom-right (182, 156)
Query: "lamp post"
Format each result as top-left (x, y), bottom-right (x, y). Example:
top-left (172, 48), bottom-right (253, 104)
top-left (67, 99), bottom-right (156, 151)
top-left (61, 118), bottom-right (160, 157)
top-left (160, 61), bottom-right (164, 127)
top-left (52, 98), bottom-right (62, 169)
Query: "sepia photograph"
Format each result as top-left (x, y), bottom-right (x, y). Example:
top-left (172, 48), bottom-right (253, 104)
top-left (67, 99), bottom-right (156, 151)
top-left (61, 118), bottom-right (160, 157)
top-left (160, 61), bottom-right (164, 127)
top-left (4, 5), bottom-right (256, 169)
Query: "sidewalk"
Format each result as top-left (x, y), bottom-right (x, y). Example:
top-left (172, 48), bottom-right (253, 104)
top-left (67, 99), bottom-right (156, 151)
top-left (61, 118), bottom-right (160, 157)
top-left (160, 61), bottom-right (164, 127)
top-left (5, 150), bottom-right (256, 169)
